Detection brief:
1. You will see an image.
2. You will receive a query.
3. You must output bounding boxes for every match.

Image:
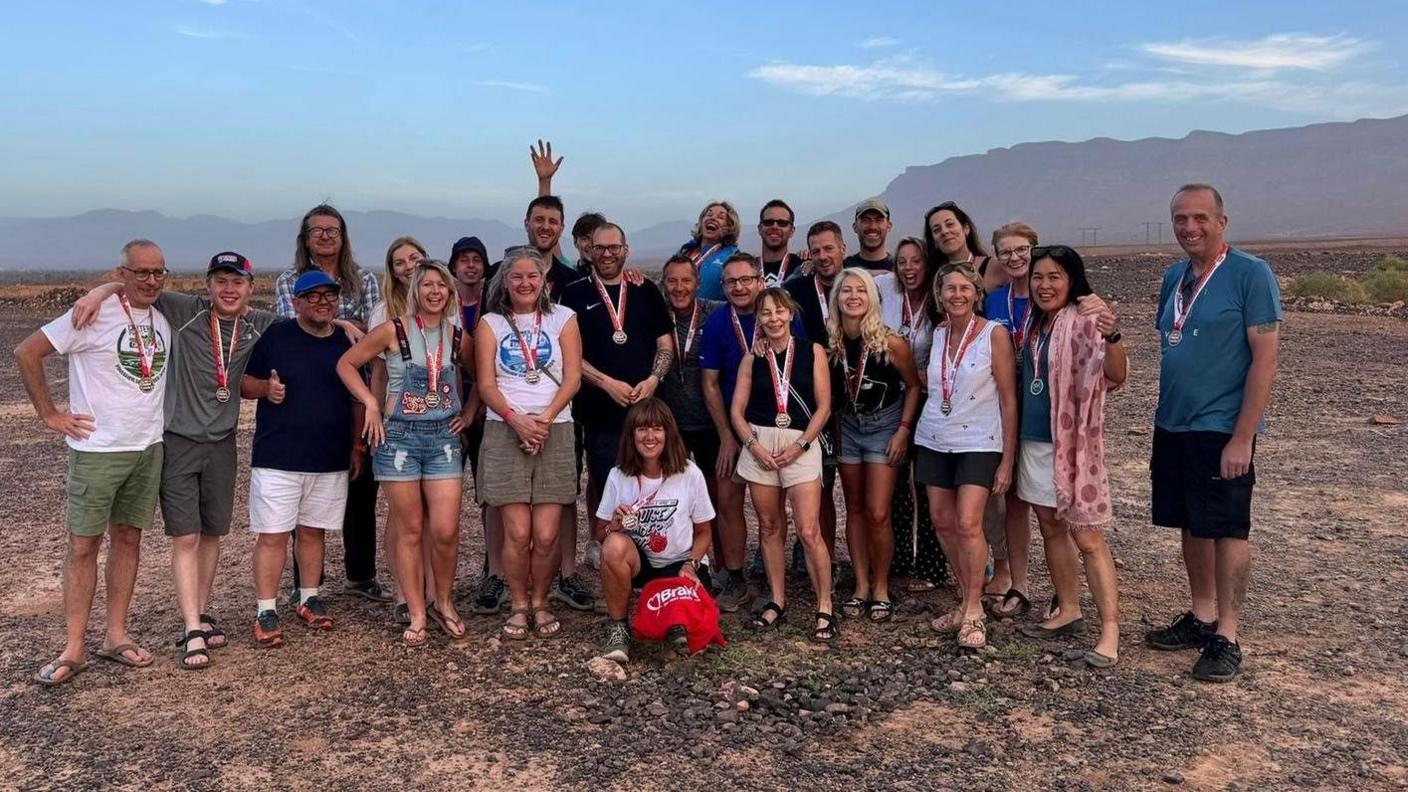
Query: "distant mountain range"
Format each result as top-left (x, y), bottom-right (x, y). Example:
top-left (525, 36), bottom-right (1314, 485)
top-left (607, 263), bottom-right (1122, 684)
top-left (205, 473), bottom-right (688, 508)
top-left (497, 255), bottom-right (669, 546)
top-left (3, 114), bottom-right (1405, 271)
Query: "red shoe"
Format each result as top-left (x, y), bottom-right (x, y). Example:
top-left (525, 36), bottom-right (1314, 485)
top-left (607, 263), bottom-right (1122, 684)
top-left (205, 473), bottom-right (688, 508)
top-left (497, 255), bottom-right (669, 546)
top-left (253, 609), bottom-right (284, 649)
top-left (295, 596), bottom-right (334, 630)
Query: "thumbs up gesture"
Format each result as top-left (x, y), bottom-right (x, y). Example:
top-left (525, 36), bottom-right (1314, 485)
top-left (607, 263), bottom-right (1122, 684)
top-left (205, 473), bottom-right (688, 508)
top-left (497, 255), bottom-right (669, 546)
top-left (267, 369), bottom-right (286, 404)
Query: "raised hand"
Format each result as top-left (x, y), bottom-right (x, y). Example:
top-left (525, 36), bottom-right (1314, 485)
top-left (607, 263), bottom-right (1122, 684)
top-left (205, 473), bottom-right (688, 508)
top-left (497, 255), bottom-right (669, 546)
top-left (531, 139), bottom-right (563, 182)
top-left (1077, 294), bottom-right (1119, 337)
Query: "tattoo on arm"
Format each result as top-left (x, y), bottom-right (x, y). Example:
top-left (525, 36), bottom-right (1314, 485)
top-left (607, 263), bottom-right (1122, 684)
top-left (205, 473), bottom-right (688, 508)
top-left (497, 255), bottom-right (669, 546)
top-left (1254, 321), bottom-right (1280, 335)
top-left (650, 347), bottom-right (674, 380)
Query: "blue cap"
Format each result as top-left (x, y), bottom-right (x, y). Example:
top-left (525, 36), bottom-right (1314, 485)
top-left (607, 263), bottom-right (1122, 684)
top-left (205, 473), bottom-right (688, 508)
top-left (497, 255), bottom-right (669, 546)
top-left (293, 270), bottom-right (341, 296)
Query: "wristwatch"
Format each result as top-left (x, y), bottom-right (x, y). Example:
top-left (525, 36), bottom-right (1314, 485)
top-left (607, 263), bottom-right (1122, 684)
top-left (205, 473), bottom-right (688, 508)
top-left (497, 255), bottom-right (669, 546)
top-left (1103, 330), bottom-right (1122, 344)
top-left (798, 438), bottom-right (812, 452)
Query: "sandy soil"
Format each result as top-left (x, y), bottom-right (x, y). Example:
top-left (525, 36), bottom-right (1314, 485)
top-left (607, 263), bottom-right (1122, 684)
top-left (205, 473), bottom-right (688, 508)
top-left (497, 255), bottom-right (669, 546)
top-left (1, 249), bottom-right (1406, 791)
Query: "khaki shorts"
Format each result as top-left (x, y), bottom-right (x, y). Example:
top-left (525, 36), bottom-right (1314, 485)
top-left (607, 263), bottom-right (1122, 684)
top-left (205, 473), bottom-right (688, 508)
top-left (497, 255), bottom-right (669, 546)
top-left (66, 443), bottom-right (165, 536)
top-left (478, 420), bottom-right (577, 506)
top-left (735, 425), bottom-right (823, 489)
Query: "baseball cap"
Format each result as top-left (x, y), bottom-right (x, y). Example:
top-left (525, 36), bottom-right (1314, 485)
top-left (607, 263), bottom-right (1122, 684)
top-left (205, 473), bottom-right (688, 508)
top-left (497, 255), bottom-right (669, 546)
top-left (293, 270), bottom-right (341, 296)
top-left (207, 251), bottom-right (253, 277)
top-left (854, 198), bottom-right (891, 220)
top-left (450, 236), bottom-right (489, 264)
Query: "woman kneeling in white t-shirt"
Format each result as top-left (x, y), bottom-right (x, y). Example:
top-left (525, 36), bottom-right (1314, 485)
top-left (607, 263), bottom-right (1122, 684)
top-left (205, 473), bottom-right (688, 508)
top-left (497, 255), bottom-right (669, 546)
top-left (594, 397), bottom-right (715, 663)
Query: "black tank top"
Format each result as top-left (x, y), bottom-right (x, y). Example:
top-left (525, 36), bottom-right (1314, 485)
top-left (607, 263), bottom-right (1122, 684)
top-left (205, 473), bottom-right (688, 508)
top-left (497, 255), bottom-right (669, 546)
top-left (745, 340), bottom-right (819, 428)
top-left (833, 335), bottom-right (904, 414)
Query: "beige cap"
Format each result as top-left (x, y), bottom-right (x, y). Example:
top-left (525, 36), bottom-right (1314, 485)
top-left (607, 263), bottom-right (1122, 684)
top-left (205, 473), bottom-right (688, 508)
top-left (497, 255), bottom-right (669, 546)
top-left (854, 197), bottom-right (890, 219)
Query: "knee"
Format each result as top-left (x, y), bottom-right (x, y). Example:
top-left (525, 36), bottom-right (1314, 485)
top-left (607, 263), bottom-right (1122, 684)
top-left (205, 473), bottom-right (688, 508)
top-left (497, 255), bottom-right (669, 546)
top-left (171, 534), bottom-right (200, 553)
top-left (757, 513), bottom-right (785, 538)
top-left (865, 507), bottom-right (890, 530)
top-left (601, 534), bottom-right (634, 568)
top-left (796, 522), bottom-right (822, 547)
top-left (953, 517), bottom-right (983, 540)
top-left (1071, 529), bottom-right (1106, 555)
top-left (68, 534), bottom-right (102, 560)
top-left (1038, 519), bottom-right (1069, 542)
top-left (108, 526), bottom-right (141, 549)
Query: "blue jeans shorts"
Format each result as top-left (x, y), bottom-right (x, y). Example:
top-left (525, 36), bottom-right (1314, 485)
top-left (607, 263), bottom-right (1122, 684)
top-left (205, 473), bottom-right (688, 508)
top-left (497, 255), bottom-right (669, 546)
top-left (373, 418), bottom-right (463, 482)
top-left (838, 400), bottom-right (903, 465)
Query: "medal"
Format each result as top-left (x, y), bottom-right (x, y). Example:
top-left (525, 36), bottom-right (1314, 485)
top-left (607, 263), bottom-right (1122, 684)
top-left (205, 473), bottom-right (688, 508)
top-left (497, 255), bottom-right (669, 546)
top-left (937, 316), bottom-right (978, 420)
top-left (1169, 245), bottom-right (1228, 347)
top-left (118, 294), bottom-right (157, 392)
top-left (1029, 379), bottom-right (1044, 397)
top-left (899, 324), bottom-right (910, 336)
top-left (730, 307), bottom-right (759, 355)
top-left (593, 275), bottom-right (631, 347)
top-left (511, 311), bottom-right (544, 383)
top-left (621, 513), bottom-right (640, 530)
top-left (525, 370), bottom-right (541, 385)
top-left (416, 315), bottom-right (447, 409)
top-left (1027, 318), bottom-right (1053, 398)
top-left (209, 311), bottom-right (240, 406)
top-left (765, 337), bottom-right (795, 430)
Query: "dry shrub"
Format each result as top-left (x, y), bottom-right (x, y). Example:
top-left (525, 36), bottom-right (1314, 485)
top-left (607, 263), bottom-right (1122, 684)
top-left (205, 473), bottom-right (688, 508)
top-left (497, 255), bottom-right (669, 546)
top-left (1285, 273), bottom-right (1366, 303)
top-left (1361, 269), bottom-right (1408, 303)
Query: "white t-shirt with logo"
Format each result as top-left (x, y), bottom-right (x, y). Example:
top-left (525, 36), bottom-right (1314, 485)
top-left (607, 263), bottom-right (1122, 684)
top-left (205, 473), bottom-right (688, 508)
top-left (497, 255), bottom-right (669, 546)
top-left (595, 461), bottom-right (715, 567)
top-left (480, 307), bottom-right (576, 423)
top-left (41, 294), bottom-right (170, 452)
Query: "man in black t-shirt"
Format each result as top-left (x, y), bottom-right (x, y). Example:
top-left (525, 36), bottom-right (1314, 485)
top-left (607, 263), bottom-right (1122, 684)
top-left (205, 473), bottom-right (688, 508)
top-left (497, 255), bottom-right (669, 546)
top-left (558, 222), bottom-right (675, 510)
top-left (758, 199), bottom-right (805, 288)
top-left (843, 198), bottom-right (895, 273)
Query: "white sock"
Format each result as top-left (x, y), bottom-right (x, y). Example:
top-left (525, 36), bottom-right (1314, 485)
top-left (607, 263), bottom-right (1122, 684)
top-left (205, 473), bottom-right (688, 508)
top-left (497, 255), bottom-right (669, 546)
top-left (299, 587), bottom-right (318, 605)
top-left (256, 598), bottom-right (277, 616)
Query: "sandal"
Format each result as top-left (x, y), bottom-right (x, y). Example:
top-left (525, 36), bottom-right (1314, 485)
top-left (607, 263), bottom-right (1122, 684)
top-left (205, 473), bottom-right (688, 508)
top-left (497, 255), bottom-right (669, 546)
top-left (930, 610), bottom-right (963, 634)
top-left (749, 601), bottom-right (787, 631)
top-left (1018, 618), bottom-right (1087, 640)
top-left (95, 643), bottom-right (153, 668)
top-left (532, 606), bottom-right (561, 638)
top-left (34, 658), bottom-right (86, 687)
top-left (502, 608), bottom-right (531, 641)
top-left (868, 600), bottom-right (894, 623)
top-left (402, 626), bottom-right (428, 648)
top-left (428, 602), bottom-right (467, 640)
top-left (1045, 594), bottom-right (1061, 621)
top-left (839, 597), bottom-right (867, 619)
top-left (991, 589), bottom-right (1032, 619)
top-left (176, 630), bottom-right (212, 671)
top-left (906, 578), bottom-right (937, 593)
top-left (810, 611), bottom-right (839, 644)
top-left (957, 617), bottom-right (987, 650)
top-left (199, 613), bottom-right (227, 649)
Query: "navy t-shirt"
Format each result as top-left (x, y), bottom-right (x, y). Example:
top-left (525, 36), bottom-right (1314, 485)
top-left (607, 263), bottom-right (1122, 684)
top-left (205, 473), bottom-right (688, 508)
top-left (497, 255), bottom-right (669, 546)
top-left (245, 319), bottom-right (354, 472)
top-left (559, 277), bottom-right (673, 431)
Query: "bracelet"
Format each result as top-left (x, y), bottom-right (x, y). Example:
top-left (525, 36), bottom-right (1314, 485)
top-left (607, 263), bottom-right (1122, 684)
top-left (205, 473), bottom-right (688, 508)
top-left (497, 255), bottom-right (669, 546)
top-left (1103, 330), bottom-right (1122, 344)
top-left (898, 419), bottom-right (913, 430)
top-left (504, 408), bottom-right (516, 419)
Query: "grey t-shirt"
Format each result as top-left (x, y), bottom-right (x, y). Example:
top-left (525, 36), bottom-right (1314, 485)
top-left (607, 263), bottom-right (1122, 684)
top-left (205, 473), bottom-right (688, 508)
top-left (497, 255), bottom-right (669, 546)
top-left (658, 298), bottom-right (722, 432)
top-left (156, 292), bottom-right (278, 443)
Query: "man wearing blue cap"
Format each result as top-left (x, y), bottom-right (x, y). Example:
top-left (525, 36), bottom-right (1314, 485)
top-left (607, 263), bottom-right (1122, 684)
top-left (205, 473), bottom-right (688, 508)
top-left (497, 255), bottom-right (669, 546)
top-left (241, 271), bottom-right (363, 648)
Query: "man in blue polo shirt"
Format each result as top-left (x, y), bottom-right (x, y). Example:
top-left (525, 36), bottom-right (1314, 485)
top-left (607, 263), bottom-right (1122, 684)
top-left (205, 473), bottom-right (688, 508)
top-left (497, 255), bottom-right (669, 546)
top-left (1144, 184), bottom-right (1281, 683)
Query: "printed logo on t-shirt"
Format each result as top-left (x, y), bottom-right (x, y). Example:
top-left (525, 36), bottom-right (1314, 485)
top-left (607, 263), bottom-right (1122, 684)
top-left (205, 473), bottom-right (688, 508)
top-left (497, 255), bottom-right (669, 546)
top-left (628, 499), bottom-right (680, 554)
top-left (497, 330), bottom-right (554, 378)
top-left (115, 326), bottom-right (168, 387)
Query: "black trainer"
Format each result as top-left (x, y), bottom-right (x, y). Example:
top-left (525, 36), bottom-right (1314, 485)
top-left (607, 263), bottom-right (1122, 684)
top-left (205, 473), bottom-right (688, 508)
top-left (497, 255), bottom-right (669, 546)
top-left (665, 624), bottom-right (689, 655)
top-left (1144, 611), bottom-right (1216, 651)
top-left (1191, 635), bottom-right (1242, 682)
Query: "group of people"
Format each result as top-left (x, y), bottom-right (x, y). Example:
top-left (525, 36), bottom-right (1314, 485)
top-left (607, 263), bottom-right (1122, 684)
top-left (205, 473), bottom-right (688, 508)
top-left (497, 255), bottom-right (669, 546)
top-left (18, 142), bottom-right (1280, 688)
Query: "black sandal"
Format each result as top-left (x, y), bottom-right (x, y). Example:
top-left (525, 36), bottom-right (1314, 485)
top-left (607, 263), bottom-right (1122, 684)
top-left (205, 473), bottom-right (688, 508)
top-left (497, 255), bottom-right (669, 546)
top-left (839, 597), bottom-right (867, 619)
top-left (811, 611), bottom-right (839, 644)
top-left (176, 630), bottom-right (211, 671)
top-left (199, 613), bottom-right (227, 649)
top-left (750, 601), bottom-right (786, 630)
top-left (991, 589), bottom-right (1031, 619)
top-left (868, 600), bottom-right (894, 623)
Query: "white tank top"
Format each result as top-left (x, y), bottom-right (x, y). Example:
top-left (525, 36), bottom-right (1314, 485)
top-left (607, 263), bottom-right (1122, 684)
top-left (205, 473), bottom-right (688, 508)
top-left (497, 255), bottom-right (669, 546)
top-left (480, 307), bottom-right (575, 423)
top-left (916, 319), bottom-right (1002, 453)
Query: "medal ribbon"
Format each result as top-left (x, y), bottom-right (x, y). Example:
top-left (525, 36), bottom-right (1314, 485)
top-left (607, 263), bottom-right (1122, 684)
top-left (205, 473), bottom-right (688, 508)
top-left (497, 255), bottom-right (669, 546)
top-left (511, 311), bottom-right (542, 378)
top-left (903, 291), bottom-right (927, 338)
top-left (845, 343), bottom-right (869, 405)
top-left (815, 276), bottom-right (831, 322)
top-left (1028, 319), bottom-right (1052, 386)
top-left (730, 307), bottom-right (759, 355)
top-left (690, 242), bottom-right (721, 266)
top-left (209, 312), bottom-right (240, 390)
top-left (676, 304), bottom-right (699, 383)
top-left (765, 337), bottom-right (795, 419)
top-left (117, 294), bottom-right (155, 381)
top-left (939, 317), bottom-right (978, 406)
top-left (630, 475), bottom-right (664, 512)
top-left (1172, 244), bottom-right (1229, 332)
top-left (592, 275), bottom-right (629, 338)
top-left (1008, 288), bottom-right (1028, 350)
top-left (415, 315), bottom-right (445, 398)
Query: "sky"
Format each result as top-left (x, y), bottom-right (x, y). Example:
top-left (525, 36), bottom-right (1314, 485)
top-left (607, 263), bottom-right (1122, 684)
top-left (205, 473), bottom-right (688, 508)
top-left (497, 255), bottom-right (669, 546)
top-left (2, 1), bottom-right (1405, 229)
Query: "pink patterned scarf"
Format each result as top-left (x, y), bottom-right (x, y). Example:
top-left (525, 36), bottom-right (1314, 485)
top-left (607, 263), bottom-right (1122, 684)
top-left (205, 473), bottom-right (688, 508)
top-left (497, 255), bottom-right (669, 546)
top-left (1046, 305), bottom-right (1122, 529)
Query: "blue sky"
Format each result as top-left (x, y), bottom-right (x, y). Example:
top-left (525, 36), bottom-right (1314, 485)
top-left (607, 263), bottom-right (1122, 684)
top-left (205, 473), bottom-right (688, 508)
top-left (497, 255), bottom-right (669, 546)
top-left (2, 1), bottom-right (1404, 229)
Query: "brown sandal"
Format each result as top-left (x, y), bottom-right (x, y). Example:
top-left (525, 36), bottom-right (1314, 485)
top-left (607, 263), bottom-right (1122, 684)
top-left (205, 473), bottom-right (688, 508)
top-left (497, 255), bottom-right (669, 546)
top-left (502, 608), bottom-right (531, 641)
top-left (957, 617), bottom-right (987, 650)
top-left (532, 606), bottom-right (561, 638)
top-left (930, 610), bottom-right (963, 634)
top-left (402, 626), bottom-right (428, 648)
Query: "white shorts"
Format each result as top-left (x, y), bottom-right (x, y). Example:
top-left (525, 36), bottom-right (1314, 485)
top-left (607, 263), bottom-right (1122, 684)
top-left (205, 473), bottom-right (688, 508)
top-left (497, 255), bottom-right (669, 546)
top-left (249, 468), bottom-right (349, 534)
top-left (1016, 441), bottom-right (1057, 508)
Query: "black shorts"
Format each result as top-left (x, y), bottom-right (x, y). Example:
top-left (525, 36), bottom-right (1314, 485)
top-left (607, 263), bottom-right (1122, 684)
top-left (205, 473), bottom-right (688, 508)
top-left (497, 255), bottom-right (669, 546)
top-left (1151, 428), bottom-right (1255, 540)
top-left (681, 427), bottom-right (721, 478)
top-left (914, 447), bottom-right (1002, 491)
top-left (631, 540), bottom-right (689, 588)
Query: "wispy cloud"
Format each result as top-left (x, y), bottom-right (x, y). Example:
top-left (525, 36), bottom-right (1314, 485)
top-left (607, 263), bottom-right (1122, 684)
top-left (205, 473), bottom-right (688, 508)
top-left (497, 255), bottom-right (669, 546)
top-left (859, 36), bottom-right (898, 49)
top-left (1141, 33), bottom-right (1367, 71)
top-left (294, 3), bottom-right (361, 45)
top-left (476, 80), bottom-right (550, 94)
top-left (172, 23), bottom-right (249, 40)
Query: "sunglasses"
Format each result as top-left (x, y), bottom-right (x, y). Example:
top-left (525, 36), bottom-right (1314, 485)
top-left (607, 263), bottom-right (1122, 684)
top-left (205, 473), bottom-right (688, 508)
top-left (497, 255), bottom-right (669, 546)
top-left (759, 219), bottom-right (792, 228)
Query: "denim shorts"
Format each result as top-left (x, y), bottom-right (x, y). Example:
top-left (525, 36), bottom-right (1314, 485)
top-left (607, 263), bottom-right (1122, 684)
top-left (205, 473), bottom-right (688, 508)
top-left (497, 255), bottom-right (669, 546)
top-left (373, 418), bottom-right (463, 482)
top-left (838, 400), bottom-right (903, 465)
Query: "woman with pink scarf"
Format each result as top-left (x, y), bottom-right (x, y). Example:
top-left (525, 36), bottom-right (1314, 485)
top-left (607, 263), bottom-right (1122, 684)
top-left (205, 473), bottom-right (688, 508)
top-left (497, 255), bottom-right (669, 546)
top-left (1013, 246), bottom-right (1128, 668)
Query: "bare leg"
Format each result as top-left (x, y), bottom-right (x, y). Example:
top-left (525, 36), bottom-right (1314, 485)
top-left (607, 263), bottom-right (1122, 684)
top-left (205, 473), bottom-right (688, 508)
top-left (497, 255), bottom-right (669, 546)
top-left (1033, 505), bottom-right (1084, 628)
top-left (717, 477), bottom-right (748, 574)
top-left (51, 534), bottom-right (103, 675)
top-left (1072, 527), bottom-right (1120, 658)
top-left (103, 524), bottom-right (149, 663)
top-left (1183, 530), bottom-right (1218, 623)
top-left (839, 463), bottom-right (871, 601)
top-left (952, 486), bottom-right (992, 622)
top-left (384, 482), bottom-right (427, 632)
top-left (600, 532), bottom-right (639, 620)
top-left (788, 480), bottom-right (832, 618)
top-left (1003, 490), bottom-right (1032, 596)
top-left (927, 485), bottom-right (962, 613)
top-left (196, 535), bottom-right (221, 615)
top-left (484, 506), bottom-right (505, 578)
top-left (750, 483), bottom-right (787, 608)
top-left (171, 533), bottom-right (204, 636)
top-left (292, 526), bottom-right (326, 593)
top-left (500, 504), bottom-right (533, 612)
top-left (1214, 538), bottom-right (1250, 643)
top-left (531, 504), bottom-right (564, 607)
top-left (557, 503), bottom-right (578, 577)
top-left (865, 461), bottom-right (898, 604)
top-left (253, 532), bottom-right (291, 601)
top-left (423, 479), bottom-right (463, 624)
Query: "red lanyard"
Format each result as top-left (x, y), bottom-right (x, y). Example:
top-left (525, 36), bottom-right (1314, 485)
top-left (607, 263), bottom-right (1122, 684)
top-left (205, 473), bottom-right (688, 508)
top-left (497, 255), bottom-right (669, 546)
top-left (675, 304), bottom-right (699, 383)
top-left (765, 252), bottom-right (792, 283)
top-left (1173, 245), bottom-right (1229, 332)
top-left (939, 317), bottom-right (978, 406)
top-left (118, 294), bottom-right (156, 387)
top-left (844, 342), bottom-right (869, 404)
top-left (765, 337), bottom-right (795, 417)
top-left (511, 311), bottom-right (542, 376)
top-left (730, 307), bottom-right (758, 355)
top-left (415, 315), bottom-right (445, 398)
top-left (814, 276), bottom-right (831, 322)
top-left (1008, 288), bottom-right (1029, 350)
top-left (592, 275), bottom-right (630, 343)
top-left (631, 474), bottom-right (664, 510)
top-left (1028, 319), bottom-right (1052, 385)
top-left (902, 290), bottom-right (926, 337)
top-left (209, 312), bottom-right (240, 397)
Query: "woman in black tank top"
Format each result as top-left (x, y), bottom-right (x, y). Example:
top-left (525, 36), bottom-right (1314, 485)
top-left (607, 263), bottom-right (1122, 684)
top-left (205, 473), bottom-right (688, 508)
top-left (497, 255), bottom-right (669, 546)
top-left (729, 287), bottom-right (836, 643)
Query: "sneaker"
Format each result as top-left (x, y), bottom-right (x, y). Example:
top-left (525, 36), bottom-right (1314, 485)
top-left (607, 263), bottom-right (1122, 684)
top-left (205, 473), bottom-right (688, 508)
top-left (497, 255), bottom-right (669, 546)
top-left (715, 572), bottom-right (753, 613)
top-left (584, 540), bottom-right (602, 570)
top-left (665, 624), bottom-right (689, 655)
top-left (253, 609), bottom-right (284, 649)
top-left (551, 573), bottom-right (596, 612)
top-left (600, 620), bottom-right (631, 663)
top-left (1191, 635), bottom-right (1242, 682)
top-left (1145, 611), bottom-right (1216, 651)
top-left (346, 579), bottom-right (393, 603)
top-left (472, 574), bottom-right (508, 615)
top-left (295, 596), bottom-right (334, 630)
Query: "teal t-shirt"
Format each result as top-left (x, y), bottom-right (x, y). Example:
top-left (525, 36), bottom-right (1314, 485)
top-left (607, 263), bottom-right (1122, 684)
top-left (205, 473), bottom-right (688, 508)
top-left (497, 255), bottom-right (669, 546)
top-left (1154, 247), bottom-right (1282, 434)
top-left (1019, 336), bottom-right (1053, 443)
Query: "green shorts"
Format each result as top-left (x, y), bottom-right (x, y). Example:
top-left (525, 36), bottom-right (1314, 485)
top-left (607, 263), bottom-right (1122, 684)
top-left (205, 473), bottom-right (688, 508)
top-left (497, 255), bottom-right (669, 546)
top-left (66, 443), bottom-right (164, 536)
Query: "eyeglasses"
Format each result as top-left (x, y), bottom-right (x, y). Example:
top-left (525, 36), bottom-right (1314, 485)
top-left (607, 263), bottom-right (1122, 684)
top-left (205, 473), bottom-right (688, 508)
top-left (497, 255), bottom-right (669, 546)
top-left (307, 227), bottom-right (342, 240)
top-left (121, 266), bottom-right (168, 283)
top-left (299, 291), bottom-right (341, 304)
top-left (759, 219), bottom-right (792, 228)
top-left (591, 244), bottom-right (626, 256)
top-left (996, 245), bottom-right (1032, 260)
top-left (723, 275), bottom-right (760, 289)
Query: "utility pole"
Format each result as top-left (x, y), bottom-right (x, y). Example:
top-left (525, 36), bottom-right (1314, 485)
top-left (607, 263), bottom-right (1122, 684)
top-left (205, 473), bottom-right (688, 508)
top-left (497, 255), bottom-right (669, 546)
top-left (1080, 227), bottom-right (1100, 247)
top-left (1143, 221), bottom-right (1165, 245)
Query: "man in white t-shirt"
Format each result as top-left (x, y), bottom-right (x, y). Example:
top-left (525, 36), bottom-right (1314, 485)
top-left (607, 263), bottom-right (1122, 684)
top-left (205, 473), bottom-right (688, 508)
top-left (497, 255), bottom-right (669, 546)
top-left (16, 239), bottom-right (172, 685)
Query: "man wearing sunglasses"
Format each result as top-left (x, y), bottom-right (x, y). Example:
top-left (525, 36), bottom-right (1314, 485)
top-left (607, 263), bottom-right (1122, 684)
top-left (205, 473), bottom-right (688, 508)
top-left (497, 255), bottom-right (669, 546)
top-left (758, 199), bottom-right (805, 288)
top-left (18, 239), bottom-right (172, 685)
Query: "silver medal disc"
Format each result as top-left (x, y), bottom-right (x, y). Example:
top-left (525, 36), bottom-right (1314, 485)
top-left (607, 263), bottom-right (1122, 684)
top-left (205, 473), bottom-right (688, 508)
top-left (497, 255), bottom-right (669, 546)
top-left (1029, 379), bottom-right (1045, 397)
top-left (621, 512), bottom-right (639, 530)
top-left (612, 330), bottom-right (628, 345)
top-left (940, 399), bottom-right (952, 416)
top-left (425, 391), bottom-right (440, 408)
top-left (1168, 329), bottom-right (1183, 346)
top-left (139, 376), bottom-right (154, 393)
top-left (774, 412), bottom-right (791, 429)
top-left (215, 386), bottom-right (231, 403)
top-left (525, 369), bottom-right (541, 384)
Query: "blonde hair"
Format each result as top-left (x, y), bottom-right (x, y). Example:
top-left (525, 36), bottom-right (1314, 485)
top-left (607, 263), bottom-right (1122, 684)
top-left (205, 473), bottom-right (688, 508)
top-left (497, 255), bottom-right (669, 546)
top-left (826, 268), bottom-right (894, 365)
top-left (383, 236), bottom-right (427, 319)
top-left (690, 200), bottom-right (742, 247)
top-left (406, 259), bottom-right (461, 324)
